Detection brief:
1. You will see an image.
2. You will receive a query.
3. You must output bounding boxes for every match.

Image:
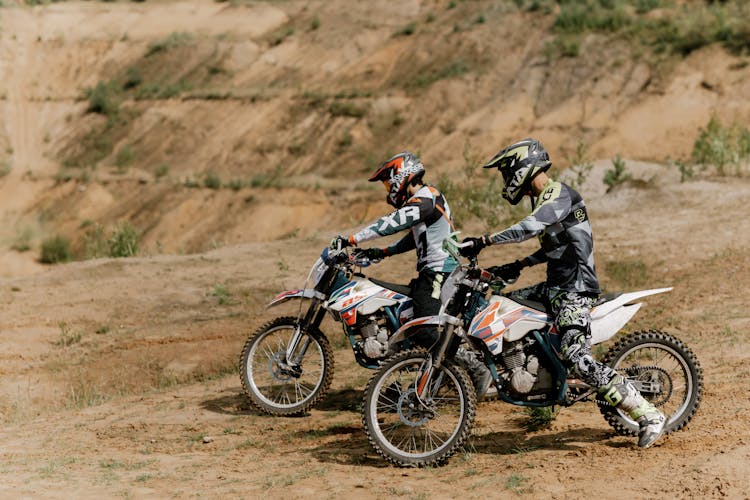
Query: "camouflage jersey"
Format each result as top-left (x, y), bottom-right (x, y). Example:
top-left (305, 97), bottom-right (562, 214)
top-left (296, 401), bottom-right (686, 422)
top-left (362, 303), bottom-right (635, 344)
top-left (351, 185), bottom-right (458, 273)
top-left (488, 179), bottom-right (600, 294)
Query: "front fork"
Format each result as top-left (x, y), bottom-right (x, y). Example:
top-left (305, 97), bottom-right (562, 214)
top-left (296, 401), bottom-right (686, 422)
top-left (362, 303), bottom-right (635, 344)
top-left (282, 300), bottom-right (326, 376)
top-left (415, 320), bottom-right (461, 401)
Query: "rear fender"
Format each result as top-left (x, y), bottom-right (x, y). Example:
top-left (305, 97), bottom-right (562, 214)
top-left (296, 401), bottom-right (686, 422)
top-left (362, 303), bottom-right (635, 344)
top-left (267, 289), bottom-right (324, 308)
top-left (591, 303), bottom-right (641, 344)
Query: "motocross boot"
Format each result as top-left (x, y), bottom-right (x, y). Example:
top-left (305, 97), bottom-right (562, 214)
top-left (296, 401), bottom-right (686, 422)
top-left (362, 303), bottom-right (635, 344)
top-left (600, 374), bottom-right (666, 448)
top-left (455, 347), bottom-right (493, 399)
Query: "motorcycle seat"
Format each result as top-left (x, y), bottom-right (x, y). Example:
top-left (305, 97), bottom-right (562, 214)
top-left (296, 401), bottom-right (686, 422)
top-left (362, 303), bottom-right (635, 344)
top-left (369, 277), bottom-right (412, 297)
top-left (512, 297), bottom-right (551, 314)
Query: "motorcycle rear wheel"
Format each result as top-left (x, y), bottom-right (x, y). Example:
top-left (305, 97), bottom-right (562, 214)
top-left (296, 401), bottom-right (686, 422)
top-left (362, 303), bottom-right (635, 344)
top-left (598, 330), bottom-right (702, 436)
top-left (362, 349), bottom-right (476, 467)
top-left (240, 316), bottom-right (334, 416)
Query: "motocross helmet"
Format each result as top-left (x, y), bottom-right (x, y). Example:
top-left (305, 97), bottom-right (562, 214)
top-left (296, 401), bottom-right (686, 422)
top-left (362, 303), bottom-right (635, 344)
top-left (483, 138), bottom-right (551, 205)
top-left (368, 151), bottom-right (425, 208)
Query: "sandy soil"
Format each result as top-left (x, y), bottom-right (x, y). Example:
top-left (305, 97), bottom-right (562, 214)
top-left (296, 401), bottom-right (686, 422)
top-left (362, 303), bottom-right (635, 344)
top-left (0, 162), bottom-right (749, 498)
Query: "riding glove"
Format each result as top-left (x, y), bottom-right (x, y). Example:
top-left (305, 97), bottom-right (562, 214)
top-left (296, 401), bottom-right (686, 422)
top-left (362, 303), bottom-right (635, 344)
top-left (489, 260), bottom-right (524, 281)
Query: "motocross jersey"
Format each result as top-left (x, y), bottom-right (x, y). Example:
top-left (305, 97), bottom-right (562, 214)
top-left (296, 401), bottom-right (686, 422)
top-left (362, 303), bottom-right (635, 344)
top-left (351, 185), bottom-right (458, 273)
top-left (488, 179), bottom-right (600, 294)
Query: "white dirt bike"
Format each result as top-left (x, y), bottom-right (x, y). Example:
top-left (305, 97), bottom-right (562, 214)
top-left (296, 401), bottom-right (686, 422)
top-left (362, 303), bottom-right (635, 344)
top-left (361, 239), bottom-right (702, 467)
top-left (240, 246), bottom-right (491, 416)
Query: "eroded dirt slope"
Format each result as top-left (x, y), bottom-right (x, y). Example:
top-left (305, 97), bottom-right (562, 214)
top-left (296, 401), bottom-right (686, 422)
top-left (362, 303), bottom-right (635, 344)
top-left (1, 0), bottom-right (749, 264)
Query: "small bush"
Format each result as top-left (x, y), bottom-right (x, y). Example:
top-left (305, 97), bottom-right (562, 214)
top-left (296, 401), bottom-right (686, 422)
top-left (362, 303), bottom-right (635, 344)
top-left (108, 222), bottom-right (140, 258)
top-left (691, 115), bottom-right (750, 176)
top-left (0, 160), bottom-right (11, 177)
top-left (85, 81), bottom-right (119, 116)
top-left (115, 146), bottom-right (136, 168)
top-left (154, 164), bottom-right (169, 180)
top-left (204, 172), bottom-right (221, 189)
top-left (564, 142), bottom-right (594, 190)
top-left (146, 32), bottom-right (194, 57)
top-left (210, 284), bottom-right (234, 305)
top-left (250, 165), bottom-right (284, 188)
top-left (395, 22), bottom-right (416, 37)
top-left (603, 154), bottom-right (632, 192)
top-left (55, 322), bottom-right (82, 347)
top-left (328, 101), bottom-right (366, 118)
top-left (410, 60), bottom-right (471, 89)
top-left (40, 235), bottom-right (72, 264)
top-left (123, 66), bottom-right (143, 90)
top-left (523, 406), bottom-right (557, 431)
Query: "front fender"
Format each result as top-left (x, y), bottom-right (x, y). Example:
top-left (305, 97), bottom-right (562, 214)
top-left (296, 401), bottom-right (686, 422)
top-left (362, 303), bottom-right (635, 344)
top-left (388, 313), bottom-right (460, 344)
top-left (267, 289), bottom-right (324, 308)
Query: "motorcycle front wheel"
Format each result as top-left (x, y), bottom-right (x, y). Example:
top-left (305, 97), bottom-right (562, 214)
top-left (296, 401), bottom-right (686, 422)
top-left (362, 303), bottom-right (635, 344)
top-left (361, 349), bottom-right (476, 467)
top-left (598, 330), bottom-right (702, 436)
top-left (240, 316), bottom-right (334, 416)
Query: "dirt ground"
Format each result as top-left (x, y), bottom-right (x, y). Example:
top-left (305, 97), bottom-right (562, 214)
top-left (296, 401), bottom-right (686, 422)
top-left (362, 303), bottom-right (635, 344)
top-left (1, 0), bottom-right (750, 498)
top-left (1, 162), bottom-right (749, 499)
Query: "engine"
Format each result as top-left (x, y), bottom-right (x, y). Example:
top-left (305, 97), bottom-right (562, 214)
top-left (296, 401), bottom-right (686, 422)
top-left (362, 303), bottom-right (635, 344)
top-left (498, 336), bottom-right (554, 397)
top-left (356, 314), bottom-right (390, 360)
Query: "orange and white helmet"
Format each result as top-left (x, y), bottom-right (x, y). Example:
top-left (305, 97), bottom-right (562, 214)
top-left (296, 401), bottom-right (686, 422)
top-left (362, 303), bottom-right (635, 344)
top-left (368, 151), bottom-right (425, 208)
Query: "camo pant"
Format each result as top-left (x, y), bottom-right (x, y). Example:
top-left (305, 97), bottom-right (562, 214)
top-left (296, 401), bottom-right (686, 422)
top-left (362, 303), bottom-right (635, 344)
top-left (509, 283), bottom-right (616, 389)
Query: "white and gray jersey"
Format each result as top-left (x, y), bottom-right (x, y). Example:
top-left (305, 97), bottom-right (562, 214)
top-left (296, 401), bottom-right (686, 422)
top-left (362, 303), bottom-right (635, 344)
top-left (351, 185), bottom-right (458, 273)
top-left (487, 180), bottom-right (600, 294)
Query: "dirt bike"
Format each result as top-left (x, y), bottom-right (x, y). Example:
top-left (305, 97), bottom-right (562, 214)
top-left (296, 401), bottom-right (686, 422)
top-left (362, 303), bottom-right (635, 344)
top-left (240, 246), bottom-right (445, 416)
top-left (361, 238), bottom-right (703, 467)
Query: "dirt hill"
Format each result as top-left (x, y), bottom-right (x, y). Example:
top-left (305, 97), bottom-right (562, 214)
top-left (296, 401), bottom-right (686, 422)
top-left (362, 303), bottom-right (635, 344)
top-left (1, 0), bottom-right (749, 498)
top-left (1, 0), bottom-right (749, 262)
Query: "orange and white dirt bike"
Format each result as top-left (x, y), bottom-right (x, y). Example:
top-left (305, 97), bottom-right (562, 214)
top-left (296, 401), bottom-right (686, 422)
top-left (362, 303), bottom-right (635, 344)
top-left (361, 238), bottom-right (703, 467)
top-left (240, 246), bottom-right (445, 416)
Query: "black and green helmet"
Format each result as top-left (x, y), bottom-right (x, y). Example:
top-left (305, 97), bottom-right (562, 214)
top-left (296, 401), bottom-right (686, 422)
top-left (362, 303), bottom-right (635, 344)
top-left (483, 138), bottom-right (551, 205)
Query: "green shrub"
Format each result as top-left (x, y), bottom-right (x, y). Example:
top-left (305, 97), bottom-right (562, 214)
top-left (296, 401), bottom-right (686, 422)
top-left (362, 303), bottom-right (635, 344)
top-left (146, 32), bottom-right (194, 57)
top-left (0, 160), bottom-right (11, 177)
top-left (204, 172), bottom-right (221, 189)
top-left (691, 115), bottom-right (750, 176)
top-left (108, 222), bottom-right (139, 258)
top-left (85, 81), bottom-right (119, 116)
top-left (523, 406), bottom-right (557, 431)
top-left (554, 0), bottom-right (631, 34)
top-left (564, 142), bottom-right (594, 190)
top-left (115, 146), bottom-right (136, 168)
top-left (396, 22), bottom-right (416, 36)
top-left (250, 165), bottom-right (284, 188)
top-left (123, 66), bottom-right (143, 89)
top-left (603, 154), bottom-right (632, 191)
top-left (328, 101), bottom-right (366, 118)
top-left (410, 60), bottom-right (471, 89)
top-left (154, 164), bottom-right (169, 179)
top-left (40, 235), bottom-right (72, 264)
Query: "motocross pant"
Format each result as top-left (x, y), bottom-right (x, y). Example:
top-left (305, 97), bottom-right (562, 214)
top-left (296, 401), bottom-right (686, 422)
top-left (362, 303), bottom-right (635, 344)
top-left (508, 283), bottom-right (616, 389)
top-left (409, 268), bottom-right (447, 349)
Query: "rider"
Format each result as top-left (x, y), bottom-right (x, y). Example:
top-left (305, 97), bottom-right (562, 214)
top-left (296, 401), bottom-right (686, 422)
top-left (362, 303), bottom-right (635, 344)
top-left (330, 151), bottom-right (492, 397)
top-left (458, 138), bottom-right (666, 448)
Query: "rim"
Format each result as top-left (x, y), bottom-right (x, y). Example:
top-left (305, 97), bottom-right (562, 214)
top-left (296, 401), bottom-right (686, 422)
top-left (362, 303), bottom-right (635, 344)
top-left (369, 357), bottom-right (465, 459)
top-left (247, 324), bottom-right (325, 409)
top-left (611, 341), bottom-right (694, 429)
